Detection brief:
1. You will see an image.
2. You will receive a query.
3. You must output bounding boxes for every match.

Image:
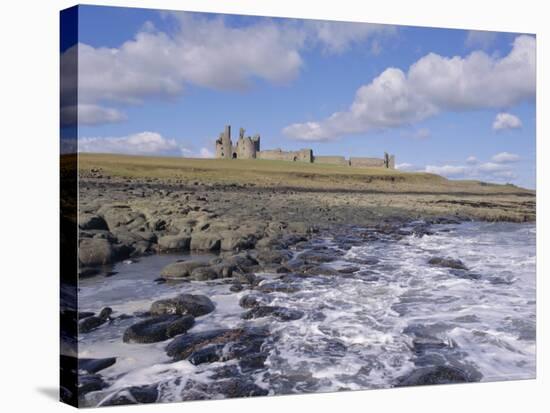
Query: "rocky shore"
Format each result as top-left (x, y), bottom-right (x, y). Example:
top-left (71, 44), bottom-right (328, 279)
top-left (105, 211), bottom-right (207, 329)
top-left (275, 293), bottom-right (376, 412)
top-left (71, 161), bottom-right (536, 406)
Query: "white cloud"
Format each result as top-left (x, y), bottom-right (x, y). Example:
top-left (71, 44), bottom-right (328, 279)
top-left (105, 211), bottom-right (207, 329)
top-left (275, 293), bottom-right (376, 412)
top-left (465, 30), bottom-right (498, 49)
top-left (466, 156), bottom-right (479, 165)
top-left (199, 147), bottom-right (215, 158)
top-left (418, 153), bottom-right (521, 183)
top-left (491, 151), bottom-right (520, 163)
top-left (492, 112), bottom-right (522, 131)
top-left (64, 13), bottom-right (395, 113)
top-left (79, 131), bottom-right (187, 156)
top-left (425, 164), bottom-right (467, 177)
top-left (61, 104), bottom-right (126, 126)
top-left (305, 20), bottom-right (396, 54)
top-left (395, 163), bottom-right (419, 171)
top-left (284, 35), bottom-right (535, 141)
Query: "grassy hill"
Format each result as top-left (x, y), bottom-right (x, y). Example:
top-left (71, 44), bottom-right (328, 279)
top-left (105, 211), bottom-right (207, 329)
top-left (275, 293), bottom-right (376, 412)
top-left (77, 153), bottom-right (533, 196)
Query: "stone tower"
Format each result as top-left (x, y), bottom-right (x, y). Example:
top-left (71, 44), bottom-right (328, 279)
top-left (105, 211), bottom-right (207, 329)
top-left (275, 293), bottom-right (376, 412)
top-left (215, 125), bottom-right (233, 159)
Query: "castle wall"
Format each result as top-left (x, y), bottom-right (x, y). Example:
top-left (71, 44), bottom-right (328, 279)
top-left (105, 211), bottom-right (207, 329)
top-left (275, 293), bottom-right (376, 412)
top-left (349, 157), bottom-right (386, 168)
top-left (215, 125), bottom-right (394, 168)
top-left (257, 148), bottom-right (312, 162)
top-left (313, 156), bottom-right (348, 166)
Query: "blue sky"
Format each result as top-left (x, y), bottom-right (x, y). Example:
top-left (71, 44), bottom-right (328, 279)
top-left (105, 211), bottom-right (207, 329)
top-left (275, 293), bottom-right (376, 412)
top-left (65, 5), bottom-right (536, 188)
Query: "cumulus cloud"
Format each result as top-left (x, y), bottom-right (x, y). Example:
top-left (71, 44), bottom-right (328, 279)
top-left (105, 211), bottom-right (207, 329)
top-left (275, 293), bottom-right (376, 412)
top-left (396, 162), bottom-right (420, 172)
top-left (199, 147), bottom-right (215, 158)
top-left (492, 112), bottom-right (522, 131)
top-left (61, 13), bottom-right (394, 119)
top-left (421, 153), bottom-right (521, 182)
top-left (284, 35), bottom-right (535, 141)
top-left (305, 20), bottom-right (396, 54)
top-left (79, 131), bottom-right (188, 156)
top-left (425, 164), bottom-right (467, 177)
top-left (61, 104), bottom-right (127, 126)
top-left (465, 30), bottom-right (498, 49)
top-left (491, 151), bottom-right (520, 163)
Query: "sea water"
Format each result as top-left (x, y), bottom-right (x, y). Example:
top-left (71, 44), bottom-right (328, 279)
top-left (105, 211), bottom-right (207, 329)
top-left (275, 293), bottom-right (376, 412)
top-left (78, 221), bottom-right (536, 405)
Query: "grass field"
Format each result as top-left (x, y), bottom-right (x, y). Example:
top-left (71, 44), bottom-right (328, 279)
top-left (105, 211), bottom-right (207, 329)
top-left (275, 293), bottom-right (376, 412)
top-left (77, 153), bottom-right (533, 195)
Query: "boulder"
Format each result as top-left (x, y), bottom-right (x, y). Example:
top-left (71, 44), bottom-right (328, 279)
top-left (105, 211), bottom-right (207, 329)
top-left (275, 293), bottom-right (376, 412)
top-left (219, 231), bottom-right (256, 251)
top-left (157, 235), bottom-right (191, 252)
top-left (190, 266), bottom-right (219, 281)
top-left (150, 294), bottom-right (215, 317)
top-left (100, 385), bottom-right (158, 406)
top-left (78, 357), bottom-right (116, 374)
top-left (160, 260), bottom-right (209, 278)
top-left (78, 238), bottom-right (115, 266)
top-left (239, 294), bottom-right (262, 309)
top-left (397, 365), bottom-right (482, 387)
top-left (242, 306), bottom-right (303, 321)
top-left (190, 234), bottom-right (221, 251)
top-left (79, 213), bottom-right (108, 231)
top-left (78, 307), bottom-right (112, 334)
top-left (255, 249), bottom-right (293, 265)
top-left (123, 314), bottom-right (195, 344)
top-left (98, 205), bottom-right (145, 230)
top-left (428, 257), bottom-right (469, 270)
top-left (165, 327), bottom-right (269, 365)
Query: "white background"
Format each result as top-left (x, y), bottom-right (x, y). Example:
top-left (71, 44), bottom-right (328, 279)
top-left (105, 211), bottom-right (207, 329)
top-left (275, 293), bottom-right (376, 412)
top-left (0, 0), bottom-right (547, 411)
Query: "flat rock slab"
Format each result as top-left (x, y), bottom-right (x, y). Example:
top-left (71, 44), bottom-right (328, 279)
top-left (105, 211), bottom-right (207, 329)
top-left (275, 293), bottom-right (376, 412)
top-left (150, 294), bottom-right (215, 317)
top-left (428, 257), bottom-right (469, 270)
top-left (100, 385), bottom-right (159, 406)
top-left (160, 260), bottom-right (209, 278)
top-left (242, 305), bottom-right (304, 321)
top-left (165, 327), bottom-right (270, 367)
top-left (79, 357), bottom-right (116, 374)
top-left (397, 365), bottom-right (482, 387)
top-left (123, 314), bottom-right (195, 344)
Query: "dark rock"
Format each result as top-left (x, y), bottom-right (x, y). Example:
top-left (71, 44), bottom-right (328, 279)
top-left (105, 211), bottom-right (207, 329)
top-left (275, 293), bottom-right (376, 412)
top-left (79, 213), bottom-right (108, 231)
top-left (104, 271), bottom-right (118, 277)
top-left (78, 267), bottom-right (101, 278)
top-left (190, 266), bottom-right (219, 281)
top-left (78, 374), bottom-right (107, 395)
top-left (79, 357), bottom-right (116, 374)
top-left (166, 329), bottom-right (231, 361)
top-left (239, 294), bottom-right (261, 309)
top-left (242, 306), bottom-right (303, 321)
top-left (78, 307), bottom-right (112, 333)
top-left (188, 344), bottom-right (225, 365)
top-left (150, 294), bottom-right (215, 317)
top-left (123, 314), bottom-right (195, 344)
top-left (256, 249), bottom-right (293, 265)
top-left (166, 327), bottom-right (269, 365)
top-left (428, 257), bottom-right (468, 270)
top-left (449, 269), bottom-right (482, 280)
top-left (230, 283), bottom-right (244, 292)
top-left (100, 385), bottom-right (159, 406)
top-left (160, 260), bottom-right (209, 278)
top-left (337, 266), bottom-right (360, 274)
top-left (78, 311), bottom-right (95, 319)
top-left (397, 365), bottom-right (482, 387)
top-left (258, 281), bottom-right (299, 294)
top-left (299, 249), bottom-right (342, 264)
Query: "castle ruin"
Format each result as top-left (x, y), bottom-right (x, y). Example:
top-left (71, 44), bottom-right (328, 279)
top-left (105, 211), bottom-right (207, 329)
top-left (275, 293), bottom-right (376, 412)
top-left (215, 125), bottom-right (395, 169)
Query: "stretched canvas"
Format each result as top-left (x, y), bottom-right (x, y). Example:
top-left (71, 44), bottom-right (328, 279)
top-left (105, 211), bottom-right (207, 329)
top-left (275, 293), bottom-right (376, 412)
top-left (60, 4), bottom-right (536, 408)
